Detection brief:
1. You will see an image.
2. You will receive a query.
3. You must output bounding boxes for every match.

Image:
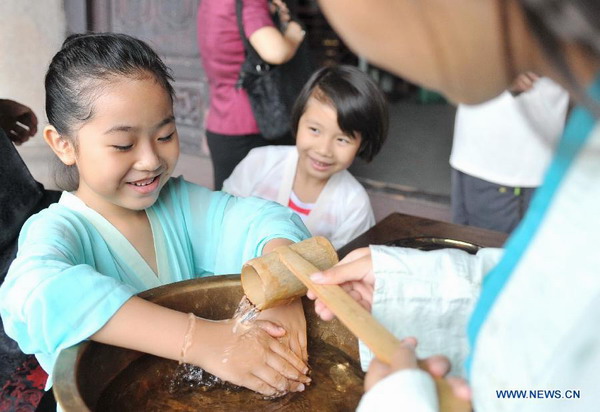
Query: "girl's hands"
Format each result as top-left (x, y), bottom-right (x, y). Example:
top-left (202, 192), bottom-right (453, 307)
top-left (189, 317), bottom-right (310, 397)
top-left (260, 240), bottom-right (308, 362)
top-left (307, 247), bottom-right (375, 320)
top-left (259, 298), bottom-right (308, 363)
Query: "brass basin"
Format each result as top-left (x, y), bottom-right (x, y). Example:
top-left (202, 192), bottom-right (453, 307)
top-left (386, 237), bottom-right (481, 254)
top-left (53, 275), bottom-right (363, 411)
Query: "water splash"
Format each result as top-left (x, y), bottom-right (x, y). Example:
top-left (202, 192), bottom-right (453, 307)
top-left (233, 295), bottom-right (261, 325)
top-left (168, 363), bottom-right (243, 394)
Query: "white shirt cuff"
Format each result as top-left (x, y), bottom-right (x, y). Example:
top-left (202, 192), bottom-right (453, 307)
top-left (357, 369), bottom-right (439, 412)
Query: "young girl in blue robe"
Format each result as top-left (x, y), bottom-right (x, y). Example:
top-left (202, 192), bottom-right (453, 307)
top-left (0, 33), bottom-right (311, 397)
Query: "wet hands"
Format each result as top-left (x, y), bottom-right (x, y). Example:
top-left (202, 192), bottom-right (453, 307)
top-left (0, 99), bottom-right (38, 145)
top-left (189, 317), bottom-right (310, 397)
top-left (259, 298), bottom-right (308, 363)
top-left (307, 247), bottom-right (375, 320)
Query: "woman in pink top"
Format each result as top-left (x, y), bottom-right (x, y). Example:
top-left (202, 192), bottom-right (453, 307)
top-left (197, 0), bottom-right (305, 189)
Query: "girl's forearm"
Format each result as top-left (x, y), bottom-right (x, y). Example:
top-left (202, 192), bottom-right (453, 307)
top-left (90, 296), bottom-right (211, 364)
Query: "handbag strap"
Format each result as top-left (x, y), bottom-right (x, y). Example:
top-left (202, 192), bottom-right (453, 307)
top-left (235, 0), bottom-right (267, 68)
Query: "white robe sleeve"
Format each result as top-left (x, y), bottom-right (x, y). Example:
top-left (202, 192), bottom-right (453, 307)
top-left (222, 148), bottom-right (265, 197)
top-left (359, 245), bottom-right (503, 376)
top-left (357, 369), bottom-right (439, 412)
top-left (328, 187), bottom-right (375, 249)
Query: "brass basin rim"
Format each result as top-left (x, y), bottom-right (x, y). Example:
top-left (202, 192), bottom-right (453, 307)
top-left (386, 236), bottom-right (481, 254)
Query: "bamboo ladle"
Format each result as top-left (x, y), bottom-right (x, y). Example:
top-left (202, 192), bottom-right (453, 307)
top-left (241, 237), bottom-right (470, 412)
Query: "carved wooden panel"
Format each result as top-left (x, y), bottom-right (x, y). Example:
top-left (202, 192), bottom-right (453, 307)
top-left (89, 0), bottom-right (209, 157)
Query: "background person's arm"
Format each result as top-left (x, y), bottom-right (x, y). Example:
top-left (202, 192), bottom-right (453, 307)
top-left (249, 21), bottom-right (305, 65)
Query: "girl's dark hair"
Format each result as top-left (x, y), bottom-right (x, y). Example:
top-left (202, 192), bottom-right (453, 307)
top-left (45, 32), bottom-right (175, 190)
top-left (290, 65), bottom-right (389, 162)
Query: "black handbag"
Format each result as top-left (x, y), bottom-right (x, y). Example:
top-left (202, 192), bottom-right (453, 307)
top-left (235, 0), bottom-right (314, 141)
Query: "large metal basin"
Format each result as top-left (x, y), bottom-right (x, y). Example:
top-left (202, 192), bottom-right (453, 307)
top-left (53, 275), bottom-right (363, 411)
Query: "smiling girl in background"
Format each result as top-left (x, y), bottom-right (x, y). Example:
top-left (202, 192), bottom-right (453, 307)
top-left (223, 65), bottom-right (388, 249)
top-left (0, 33), bottom-right (312, 399)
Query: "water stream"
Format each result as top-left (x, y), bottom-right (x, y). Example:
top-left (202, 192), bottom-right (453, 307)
top-left (232, 295), bottom-right (261, 330)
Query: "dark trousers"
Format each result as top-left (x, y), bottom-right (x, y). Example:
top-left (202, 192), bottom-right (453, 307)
top-left (451, 168), bottom-right (535, 234)
top-left (206, 130), bottom-right (293, 190)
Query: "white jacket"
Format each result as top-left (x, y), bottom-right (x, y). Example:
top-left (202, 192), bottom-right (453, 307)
top-left (223, 146), bottom-right (375, 249)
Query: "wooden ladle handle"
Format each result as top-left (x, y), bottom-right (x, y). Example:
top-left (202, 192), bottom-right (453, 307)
top-left (276, 246), bottom-right (471, 412)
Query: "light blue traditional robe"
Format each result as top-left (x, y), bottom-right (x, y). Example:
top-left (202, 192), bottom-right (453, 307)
top-left (0, 176), bottom-right (310, 386)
